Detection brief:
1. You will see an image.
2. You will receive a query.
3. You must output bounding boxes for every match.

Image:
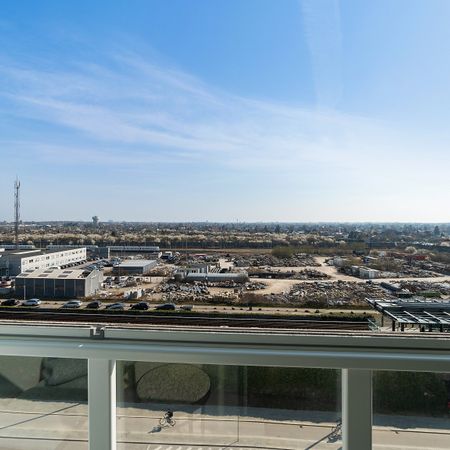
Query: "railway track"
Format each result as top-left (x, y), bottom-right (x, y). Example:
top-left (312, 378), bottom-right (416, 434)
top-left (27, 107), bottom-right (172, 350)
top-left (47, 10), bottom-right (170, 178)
top-left (0, 308), bottom-right (370, 330)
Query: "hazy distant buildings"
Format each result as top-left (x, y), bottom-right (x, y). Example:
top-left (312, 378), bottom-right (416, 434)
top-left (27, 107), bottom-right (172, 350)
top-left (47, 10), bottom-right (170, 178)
top-left (108, 245), bottom-right (160, 257)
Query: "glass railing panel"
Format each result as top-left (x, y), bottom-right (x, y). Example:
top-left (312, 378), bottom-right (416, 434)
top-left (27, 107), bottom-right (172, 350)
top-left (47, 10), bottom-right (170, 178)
top-left (373, 370), bottom-right (450, 450)
top-left (0, 356), bottom-right (88, 449)
top-left (117, 361), bottom-right (341, 449)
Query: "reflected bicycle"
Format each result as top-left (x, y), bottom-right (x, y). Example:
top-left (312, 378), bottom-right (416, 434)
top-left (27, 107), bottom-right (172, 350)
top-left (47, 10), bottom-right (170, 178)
top-left (159, 415), bottom-right (176, 428)
top-left (328, 419), bottom-right (342, 441)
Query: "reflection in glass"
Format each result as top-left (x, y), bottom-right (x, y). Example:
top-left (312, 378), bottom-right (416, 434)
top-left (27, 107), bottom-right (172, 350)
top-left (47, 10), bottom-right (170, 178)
top-left (0, 356), bottom-right (88, 449)
top-left (373, 371), bottom-right (450, 450)
top-left (117, 362), bottom-right (341, 449)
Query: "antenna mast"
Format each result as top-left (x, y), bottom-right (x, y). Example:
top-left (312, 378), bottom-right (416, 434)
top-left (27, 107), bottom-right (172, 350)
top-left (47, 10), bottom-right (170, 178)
top-left (14, 177), bottom-right (20, 249)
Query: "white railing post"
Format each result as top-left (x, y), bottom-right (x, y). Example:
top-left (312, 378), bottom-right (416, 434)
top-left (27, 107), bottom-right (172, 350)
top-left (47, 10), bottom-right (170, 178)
top-left (342, 368), bottom-right (372, 450)
top-left (88, 359), bottom-right (116, 450)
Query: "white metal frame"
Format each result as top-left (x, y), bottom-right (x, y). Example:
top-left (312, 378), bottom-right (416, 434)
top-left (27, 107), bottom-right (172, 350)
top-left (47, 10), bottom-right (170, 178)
top-left (88, 359), bottom-right (116, 450)
top-left (0, 323), bottom-right (449, 450)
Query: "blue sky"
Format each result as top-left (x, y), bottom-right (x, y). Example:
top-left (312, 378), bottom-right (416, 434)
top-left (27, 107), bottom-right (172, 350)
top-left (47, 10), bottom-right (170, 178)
top-left (0, 0), bottom-right (449, 222)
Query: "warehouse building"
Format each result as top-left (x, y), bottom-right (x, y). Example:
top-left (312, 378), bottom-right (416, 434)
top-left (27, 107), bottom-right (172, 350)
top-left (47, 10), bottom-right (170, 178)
top-left (15, 268), bottom-right (102, 299)
top-left (108, 246), bottom-right (161, 259)
top-left (0, 244), bottom-right (36, 250)
top-left (108, 245), bottom-right (160, 252)
top-left (113, 259), bottom-right (157, 275)
top-left (0, 248), bottom-right (87, 276)
top-left (45, 245), bottom-right (161, 259)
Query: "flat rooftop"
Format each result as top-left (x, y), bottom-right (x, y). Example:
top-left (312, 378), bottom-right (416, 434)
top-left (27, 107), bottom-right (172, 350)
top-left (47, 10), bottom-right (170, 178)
top-left (0, 249), bottom-right (42, 256)
top-left (0, 248), bottom-right (86, 257)
top-left (16, 267), bottom-right (94, 280)
top-left (117, 259), bottom-right (156, 268)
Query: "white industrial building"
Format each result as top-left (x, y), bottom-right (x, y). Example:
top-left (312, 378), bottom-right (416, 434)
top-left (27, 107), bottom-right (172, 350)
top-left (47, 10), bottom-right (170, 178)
top-left (174, 263), bottom-right (248, 283)
top-left (181, 271), bottom-right (249, 283)
top-left (0, 248), bottom-right (87, 276)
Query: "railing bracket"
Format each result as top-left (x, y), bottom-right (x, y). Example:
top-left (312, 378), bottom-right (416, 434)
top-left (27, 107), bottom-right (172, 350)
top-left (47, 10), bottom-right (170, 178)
top-left (90, 326), bottom-right (105, 339)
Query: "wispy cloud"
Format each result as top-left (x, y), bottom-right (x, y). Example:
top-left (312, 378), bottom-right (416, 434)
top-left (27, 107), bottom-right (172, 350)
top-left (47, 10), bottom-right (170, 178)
top-left (0, 43), bottom-right (447, 185)
top-left (0, 48), bottom-right (388, 172)
top-left (300, 0), bottom-right (343, 108)
top-left (1, 5), bottom-right (449, 222)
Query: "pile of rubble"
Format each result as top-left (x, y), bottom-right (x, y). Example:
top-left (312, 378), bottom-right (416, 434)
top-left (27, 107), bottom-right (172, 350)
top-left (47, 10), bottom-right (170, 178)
top-left (159, 281), bottom-right (234, 302)
top-left (147, 266), bottom-right (174, 277)
top-left (243, 281), bottom-right (267, 290)
top-left (205, 280), bottom-right (248, 288)
top-left (159, 282), bottom-right (209, 295)
top-left (419, 261), bottom-right (450, 275)
top-left (393, 266), bottom-right (441, 278)
top-left (397, 280), bottom-right (450, 297)
top-left (178, 255), bottom-right (219, 264)
top-left (293, 269), bottom-right (330, 280)
top-left (155, 280), bottom-right (266, 304)
top-left (253, 281), bottom-right (394, 307)
top-left (247, 268), bottom-right (330, 280)
top-left (161, 289), bottom-right (239, 304)
top-left (233, 253), bottom-right (319, 268)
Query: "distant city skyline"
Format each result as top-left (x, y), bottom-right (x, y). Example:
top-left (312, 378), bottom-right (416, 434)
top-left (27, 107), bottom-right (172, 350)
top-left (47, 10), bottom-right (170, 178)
top-left (1, 218), bottom-right (450, 226)
top-left (1, 0), bottom-right (449, 222)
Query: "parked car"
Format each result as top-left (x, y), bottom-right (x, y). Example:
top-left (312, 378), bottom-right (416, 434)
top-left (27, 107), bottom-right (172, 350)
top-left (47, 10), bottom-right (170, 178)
top-left (85, 300), bottom-right (102, 309)
top-left (22, 298), bottom-right (41, 307)
top-left (155, 303), bottom-right (176, 311)
top-left (61, 300), bottom-right (82, 309)
top-left (130, 301), bottom-right (149, 311)
top-left (106, 302), bottom-right (125, 311)
top-left (180, 305), bottom-right (193, 311)
top-left (1, 298), bottom-right (20, 306)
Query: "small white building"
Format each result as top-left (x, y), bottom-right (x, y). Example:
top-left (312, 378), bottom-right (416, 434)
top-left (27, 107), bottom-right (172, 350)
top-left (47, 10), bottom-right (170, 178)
top-left (331, 257), bottom-right (345, 267)
top-left (359, 268), bottom-right (380, 279)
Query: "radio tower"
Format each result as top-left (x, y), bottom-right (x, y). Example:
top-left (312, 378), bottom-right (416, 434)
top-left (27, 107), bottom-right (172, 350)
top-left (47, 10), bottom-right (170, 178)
top-left (14, 177), bottom-right (20, 249)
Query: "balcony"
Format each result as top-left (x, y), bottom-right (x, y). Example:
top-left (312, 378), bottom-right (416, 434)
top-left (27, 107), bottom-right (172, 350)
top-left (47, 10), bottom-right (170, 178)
top-left (0, 323), bottom-right (449, 449)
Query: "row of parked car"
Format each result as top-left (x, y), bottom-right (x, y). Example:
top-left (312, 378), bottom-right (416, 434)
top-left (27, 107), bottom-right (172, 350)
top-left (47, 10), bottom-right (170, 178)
top-left (85, 259), bottom-right (114, 272)
top-left (1, 298), bottom-right (42, 307)
top-left (0, 298), bottom-right (192, 312)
